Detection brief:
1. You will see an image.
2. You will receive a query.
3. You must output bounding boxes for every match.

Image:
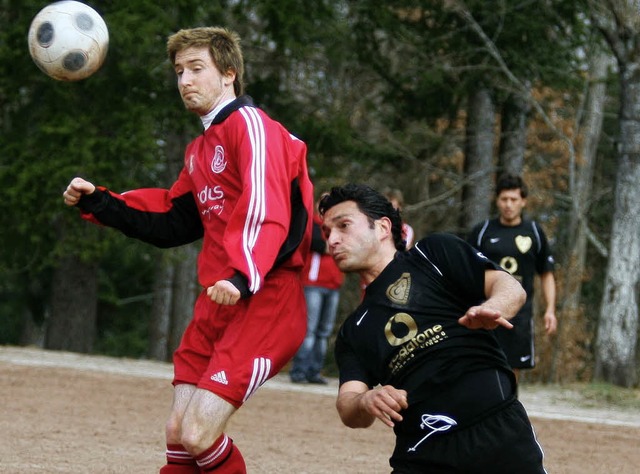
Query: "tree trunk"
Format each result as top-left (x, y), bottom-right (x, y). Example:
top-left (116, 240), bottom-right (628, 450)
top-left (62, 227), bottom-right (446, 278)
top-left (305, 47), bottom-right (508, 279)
top-left (595, 162), bottom-right (640, 387)
top-left (146, 97), bottom-right (199, 361)
top-left (46, 255), bottom-right (98, 353)
top-left (461, 85), bottom-right (495, 230)
top-left (169, 244), bottom-right (199, 357)
top-left (498, 88), bottom-right (530, 176)
top-left (551, 50), bottom-right (610, 382)
top-left (147, 245), bottom-right (198, 362)
top-left (147, 254), bottom-right (175, 361)
top-left (591, 1), bottom-right (640, 387)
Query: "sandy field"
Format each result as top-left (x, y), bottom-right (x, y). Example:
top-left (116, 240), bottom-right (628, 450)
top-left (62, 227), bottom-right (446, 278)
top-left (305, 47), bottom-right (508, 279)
top-left (1, 346), bottom-right (639, 473)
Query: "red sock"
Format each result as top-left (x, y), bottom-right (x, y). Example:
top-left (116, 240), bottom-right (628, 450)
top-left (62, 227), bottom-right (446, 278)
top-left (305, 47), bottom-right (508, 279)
top-left (196, 434), bottom-right (246, 473)
top-left (159, 444), bottom-right (199, 474)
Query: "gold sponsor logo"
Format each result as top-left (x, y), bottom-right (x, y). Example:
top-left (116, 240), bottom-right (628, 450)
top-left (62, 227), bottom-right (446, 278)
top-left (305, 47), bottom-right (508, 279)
top-left (499, 256), bottom-right (518, 274)
top-left (386, 273), bottom-right (411, 305)
top-left (387, 320), bottom-right (448, 374)
top-left (385, 313), bottom-right (418, 346)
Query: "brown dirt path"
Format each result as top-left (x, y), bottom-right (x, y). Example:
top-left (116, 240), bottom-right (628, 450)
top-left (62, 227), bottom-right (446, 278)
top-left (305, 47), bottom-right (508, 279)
top-left (1, 346), bottom-right (638, 473)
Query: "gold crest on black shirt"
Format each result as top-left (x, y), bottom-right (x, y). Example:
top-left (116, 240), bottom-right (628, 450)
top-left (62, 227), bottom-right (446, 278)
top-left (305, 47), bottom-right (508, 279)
top-left (386, 273), bottom-right (411, 305)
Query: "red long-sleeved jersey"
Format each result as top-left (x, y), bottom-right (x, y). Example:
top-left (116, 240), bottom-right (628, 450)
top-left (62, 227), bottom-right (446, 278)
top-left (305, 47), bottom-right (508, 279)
top-left (78, 96), bottom-right (314, 295)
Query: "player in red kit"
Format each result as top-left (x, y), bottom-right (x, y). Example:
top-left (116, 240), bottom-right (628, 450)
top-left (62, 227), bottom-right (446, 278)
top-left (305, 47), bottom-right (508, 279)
top-left (63, 27), bottom-right (313, 473)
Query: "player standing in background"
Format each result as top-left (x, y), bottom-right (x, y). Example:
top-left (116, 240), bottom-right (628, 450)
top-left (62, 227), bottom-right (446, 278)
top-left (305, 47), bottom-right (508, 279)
top-left (319, 183), bottom-right (547, 473)
top-left (63, 27), bottom-right (313, 473)
top-left (289, 200), bottom-right (345, 385)
top-left (467, 173), bottom-right (557, 382)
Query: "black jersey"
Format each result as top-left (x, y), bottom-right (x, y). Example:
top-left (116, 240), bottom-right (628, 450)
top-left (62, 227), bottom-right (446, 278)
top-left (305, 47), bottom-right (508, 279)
top-left (467, 218), bottom-right (555, 317)
top-left (334, 233), bottom-right (512, 404)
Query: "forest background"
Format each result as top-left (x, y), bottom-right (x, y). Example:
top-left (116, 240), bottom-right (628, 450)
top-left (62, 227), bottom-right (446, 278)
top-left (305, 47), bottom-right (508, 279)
top-left (1, 0), bottom-right (640, 390)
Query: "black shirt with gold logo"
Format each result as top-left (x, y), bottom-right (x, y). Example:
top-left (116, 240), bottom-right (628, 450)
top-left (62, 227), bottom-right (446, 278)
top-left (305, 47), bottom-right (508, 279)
top-left (335, 232), bottom-right (512, 405)
top-left (467, 218), bottom-right (555, 316)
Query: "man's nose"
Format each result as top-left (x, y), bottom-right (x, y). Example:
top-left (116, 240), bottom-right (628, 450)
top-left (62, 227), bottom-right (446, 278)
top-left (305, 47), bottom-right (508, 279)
top-left (180, 70), bottom-right (193, 86)
top-left (326, 231), bottom-right (338, 248)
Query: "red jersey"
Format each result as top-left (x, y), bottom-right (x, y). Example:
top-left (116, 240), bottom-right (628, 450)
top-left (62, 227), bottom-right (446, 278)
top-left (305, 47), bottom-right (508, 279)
top-left (78, 96), bottom-right (314, 295)
top-left (301, 215), bottom-right (344, 290)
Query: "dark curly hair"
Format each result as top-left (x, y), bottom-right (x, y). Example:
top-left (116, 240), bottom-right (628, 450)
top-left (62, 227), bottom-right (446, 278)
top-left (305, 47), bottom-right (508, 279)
top-left (318, 183), bottom-right (406, 251)
top-left (496, 173), bottom-right (528, 198)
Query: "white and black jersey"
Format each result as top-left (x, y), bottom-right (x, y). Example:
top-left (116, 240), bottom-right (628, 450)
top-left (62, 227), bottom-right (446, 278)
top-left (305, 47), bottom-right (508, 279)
top-left (467, 218), bottom-right (555, 369)
top-left (467, 218), bottom-right (554, 315)
top-left (335, 232), bottom-right (512, 405)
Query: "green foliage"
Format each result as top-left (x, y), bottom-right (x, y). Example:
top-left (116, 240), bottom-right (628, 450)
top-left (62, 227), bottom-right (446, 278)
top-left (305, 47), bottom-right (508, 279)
top-left (0, 0), bottom-right (203, 351)
top-left (0, 0), bottom-right (623, 380)
top-left (93, 236), bottom-right (158, 357)
top-left (348, 0), bottom-right (589, 124)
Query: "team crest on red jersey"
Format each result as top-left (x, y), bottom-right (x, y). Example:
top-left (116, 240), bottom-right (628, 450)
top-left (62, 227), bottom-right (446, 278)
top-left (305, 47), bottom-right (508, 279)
top-left (211, 145), bottom-right (227, 174)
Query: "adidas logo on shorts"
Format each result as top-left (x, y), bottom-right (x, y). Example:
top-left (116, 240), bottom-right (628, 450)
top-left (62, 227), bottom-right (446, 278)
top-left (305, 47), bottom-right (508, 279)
top-left (210, 370), bottom-right (229, 385)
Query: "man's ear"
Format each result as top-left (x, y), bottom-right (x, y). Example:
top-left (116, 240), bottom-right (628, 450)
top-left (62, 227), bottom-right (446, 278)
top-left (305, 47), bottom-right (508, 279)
top-left (224, 69), bottom-right (236, 86)
top-left (377, 216), bottom-right (393, 240)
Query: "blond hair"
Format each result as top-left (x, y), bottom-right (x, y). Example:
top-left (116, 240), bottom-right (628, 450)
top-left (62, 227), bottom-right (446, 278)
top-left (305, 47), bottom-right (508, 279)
top-left (167, 27), bottom-right (244, 96)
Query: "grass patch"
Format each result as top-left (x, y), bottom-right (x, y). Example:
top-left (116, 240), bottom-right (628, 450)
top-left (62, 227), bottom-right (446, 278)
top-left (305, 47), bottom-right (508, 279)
top-left (576, 382), bottom-right (640, 409)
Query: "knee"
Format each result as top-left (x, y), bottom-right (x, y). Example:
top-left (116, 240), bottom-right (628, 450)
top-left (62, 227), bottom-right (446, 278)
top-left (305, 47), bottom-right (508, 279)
top-left (180, 423), bottom-right (215, 455)
top-left (165, 412), bottom-right (183, 444)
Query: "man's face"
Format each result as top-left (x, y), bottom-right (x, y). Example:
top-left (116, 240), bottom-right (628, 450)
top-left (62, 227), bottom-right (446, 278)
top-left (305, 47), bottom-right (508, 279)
top-left (496, 188), bottom-right (526, 225)
top-left (173, 46), bottom-right (235, 116)
top-left (322, 200), bottom-right (380, 273)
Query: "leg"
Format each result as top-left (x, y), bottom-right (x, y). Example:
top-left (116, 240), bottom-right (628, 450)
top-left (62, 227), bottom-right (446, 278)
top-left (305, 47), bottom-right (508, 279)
top-left (308, 289), bottom-right (339, 382)
top-left (290, 286), bottom-right (322, 382)
top-left (181, 388), bottom-right (246, 473)
top-left (513, 368), bottom-right (521, 383)
top-left (160, 384), bottom-right (199, 473)
top-left (180, 388), bottom-right (236, 453)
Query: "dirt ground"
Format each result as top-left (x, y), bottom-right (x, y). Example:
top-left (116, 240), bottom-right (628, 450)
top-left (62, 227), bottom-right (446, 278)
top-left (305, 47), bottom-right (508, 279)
top-left (1, 346), bottom-right (639, 474)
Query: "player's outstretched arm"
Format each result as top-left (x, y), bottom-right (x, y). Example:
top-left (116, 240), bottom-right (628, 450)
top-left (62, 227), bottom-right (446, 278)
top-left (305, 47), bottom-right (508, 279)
top-left (63, 177), bottom-right (96, 206)
top-left (336, 381), bottom-right (408, 429)
top-left (458, 269), bottom-right (525, 330)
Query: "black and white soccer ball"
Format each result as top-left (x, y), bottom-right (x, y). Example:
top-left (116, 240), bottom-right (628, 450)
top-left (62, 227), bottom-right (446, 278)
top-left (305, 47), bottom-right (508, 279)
top-left (27, 1), bottom-right (109, 81)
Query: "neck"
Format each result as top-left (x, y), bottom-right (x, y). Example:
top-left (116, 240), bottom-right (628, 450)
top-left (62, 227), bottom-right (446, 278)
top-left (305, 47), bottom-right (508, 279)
top-left (201, 94), bottom-right (237, 129)
top-left (499, 215), bottom-right (522, 226)
top-left (359, 247), bottom-right (396, 286)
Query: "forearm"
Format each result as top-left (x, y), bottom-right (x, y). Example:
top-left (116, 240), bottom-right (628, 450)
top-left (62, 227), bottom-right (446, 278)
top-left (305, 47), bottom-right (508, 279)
top-left (541, 272), bottom-right (556, 312)
top-left (78, 188), bottom-right (203, 248)
top-left (336, 390), bottom-right (376, 429)
top-left (336, 382), bottom-right (408, 429)
top-left (483, 270), bottom-right (526, 321)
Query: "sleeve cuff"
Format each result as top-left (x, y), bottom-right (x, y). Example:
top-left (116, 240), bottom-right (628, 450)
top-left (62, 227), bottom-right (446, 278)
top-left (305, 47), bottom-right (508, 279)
top-left (227, 272), bottom-right (251, 298)
top-left (78, 189), bottom-right (109, 214)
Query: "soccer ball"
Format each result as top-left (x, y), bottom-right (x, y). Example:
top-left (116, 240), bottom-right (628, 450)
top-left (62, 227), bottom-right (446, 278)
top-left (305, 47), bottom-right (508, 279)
top-left (27, 1), bottom-right (109, 81)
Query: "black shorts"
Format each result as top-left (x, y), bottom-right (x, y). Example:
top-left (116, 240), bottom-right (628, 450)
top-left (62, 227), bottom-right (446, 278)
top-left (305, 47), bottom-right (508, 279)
top-left (495, 313), bottom-right (535, 369)
top-left (390, 371), bottom-right (546, 473)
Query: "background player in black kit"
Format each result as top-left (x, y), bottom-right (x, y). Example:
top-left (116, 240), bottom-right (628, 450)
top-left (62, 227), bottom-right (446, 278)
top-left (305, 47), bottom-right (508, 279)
top-left (319, 184), bottom-right (547, 474)
top-left (467, 174), bottom-right (557, 381)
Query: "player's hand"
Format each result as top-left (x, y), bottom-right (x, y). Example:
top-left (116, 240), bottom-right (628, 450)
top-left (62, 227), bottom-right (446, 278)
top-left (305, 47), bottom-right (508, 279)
top-left (544, 310), bottom-right (557, 335)
top-left (359, 385), bottom-right (408, 428)
top-left (63, 177), bottom-right (95, 206)
top-left (458, 305), bottom-right (513, 330)
top-left (207, 280), bottom-right (241, 305)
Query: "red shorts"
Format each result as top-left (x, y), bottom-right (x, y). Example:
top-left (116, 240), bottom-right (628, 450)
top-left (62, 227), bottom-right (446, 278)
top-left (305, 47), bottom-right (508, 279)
top-left (172, 270), bottom-right (307, 408)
